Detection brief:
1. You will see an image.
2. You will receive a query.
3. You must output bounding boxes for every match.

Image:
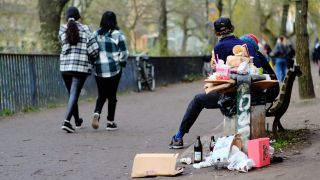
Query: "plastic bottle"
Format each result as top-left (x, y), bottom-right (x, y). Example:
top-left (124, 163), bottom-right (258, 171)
top-left (194, 136), bottom-right (203, 163)
top-left (216, 60), bottom-right (230, 80)
top-left (209, 136), bottom-right (216, 152)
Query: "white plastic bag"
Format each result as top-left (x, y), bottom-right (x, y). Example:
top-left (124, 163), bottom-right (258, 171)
top-left (237, 61), bottom-right (249, 74)
top-left (193, 135), bottom-right (235, 169)
top-left (227, 145), bottom-right (254, 172)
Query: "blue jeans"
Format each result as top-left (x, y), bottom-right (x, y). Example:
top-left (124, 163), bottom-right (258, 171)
top-left (275, 57), bottom-right (287, 82)
top-left (62, 72), bottom-right (88, 121)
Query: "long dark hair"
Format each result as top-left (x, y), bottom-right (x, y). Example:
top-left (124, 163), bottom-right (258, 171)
top-left (98, 11), bottom-right (119, 35)
top-left (65, 7), bottom-right (81, 45)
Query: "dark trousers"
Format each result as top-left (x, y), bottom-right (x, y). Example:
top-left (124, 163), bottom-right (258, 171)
top-left (179, 92), bottom-right (222, 133)
top-left (61, 73), bottom-right (87, 122)
top-left (94, 72), bottom-right (122, 121)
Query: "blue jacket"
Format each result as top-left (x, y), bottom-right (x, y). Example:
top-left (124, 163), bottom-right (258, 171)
top-left (213, 35), bottom-right (261, 68)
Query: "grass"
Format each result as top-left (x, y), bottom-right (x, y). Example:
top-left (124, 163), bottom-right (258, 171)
top-left (22, 106), bottom-right (39, 113)
top-left (267, 129), bottom-right (310, 151)
top-left (85, 97), bottom-right (94, 102)
top-left (47, 103), bottom-right (59, 108)
top-left (0, 109), bottom-right (14, 116)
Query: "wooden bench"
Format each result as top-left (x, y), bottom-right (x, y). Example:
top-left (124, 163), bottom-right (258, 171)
top-left (266, 65), bottom-right (303, 137)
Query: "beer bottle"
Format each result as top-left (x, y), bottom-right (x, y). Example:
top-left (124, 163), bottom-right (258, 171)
top-left (209, 136), bottom-right (216, 152)
top-left (194, 136), bottom-right (203, 163)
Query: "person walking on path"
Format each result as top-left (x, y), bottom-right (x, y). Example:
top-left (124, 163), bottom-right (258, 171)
top-left (91, 11), bottom-right (129, 130)
top-left (271, 36), bottom-right (288, 82)
top-left (169, 17), bottom-right (261, 149)
top-left (59, 7), bottom-right (99, 133)
top-left (312, 38), bottom-right (320, 76)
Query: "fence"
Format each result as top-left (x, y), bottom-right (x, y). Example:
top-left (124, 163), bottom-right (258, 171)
top-left (0, 54), bottom-right (204, 114)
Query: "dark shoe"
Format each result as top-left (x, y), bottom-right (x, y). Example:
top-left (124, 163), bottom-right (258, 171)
top-left (61, 121), bottom-right (75, 133)
top-left (169, 135), bottom-right (183, 149)
top-left (75, 118), bottom-right (83, 129)
top-left (106, 122), bottom-right (118, 131)
top-left (92, 113), bottom-right (100, 129)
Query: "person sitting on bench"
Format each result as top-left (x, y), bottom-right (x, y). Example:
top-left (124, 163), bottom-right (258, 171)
top-left (169, 17), bottom-right (266, 149)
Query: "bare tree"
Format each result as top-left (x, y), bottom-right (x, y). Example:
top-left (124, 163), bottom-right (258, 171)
top-left (256, 0), bottom-right (277, 45)
top-left (295, 0), bottom-right (315, 99)
top-left (38, 0), bottom-right (70, 53)
top-left (227, 0), bottom-right (238, 20)
top-left (159, 0), bottom-right (168, 56)
top-left (167, 0), bottom-right (207, 54)
top-left (280, 1), bottom-right (289, 36)
top-left (125, 0), bottom-right (151, 53)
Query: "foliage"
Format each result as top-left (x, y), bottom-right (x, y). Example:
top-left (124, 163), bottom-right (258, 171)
top-left (85, 97), bottom-right (94, 102)
top-left (181, 73), bottom-right (202, 82)
top-left (0, 0), bottom-right (319, 57)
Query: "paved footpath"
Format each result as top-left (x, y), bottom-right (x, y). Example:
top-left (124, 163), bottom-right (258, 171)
top-left (1, 65), bottom-right (320, 180)
top-left (0, 78), bottom-right (222, 180)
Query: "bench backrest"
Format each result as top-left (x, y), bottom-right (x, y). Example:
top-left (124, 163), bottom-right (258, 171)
top-left (266, 65), bottom-right (302, 117)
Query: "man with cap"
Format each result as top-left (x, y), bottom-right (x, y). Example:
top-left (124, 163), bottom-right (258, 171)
top-left (169, 17), bottom-right (261, 149)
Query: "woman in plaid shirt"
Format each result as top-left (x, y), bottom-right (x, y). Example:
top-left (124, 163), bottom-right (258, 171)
top-left (59, 7), bottom-right (99, 133)
top-left (91, 11), bottom-right (129, 130)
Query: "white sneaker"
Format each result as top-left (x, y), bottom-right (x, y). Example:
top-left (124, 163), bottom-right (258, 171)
top-left (92, 113), bottom-right (100, 129)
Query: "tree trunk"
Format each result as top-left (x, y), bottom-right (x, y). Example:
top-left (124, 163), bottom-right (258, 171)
top-left (216, 0), bottom-right (223, 17)
top-left (130, 0), bottom-right (139, 53)
top-left (256, 0), bottom-right (276, 46)
top-left (181, 16), bottom-right (188, 54)
top-left (70, 0), bottom-right (92, 16)
top-left (158, 0), bottom-right (168, 56)
top-left (227, 0), bottom-right (238, 21)
top-left (280, 1), bottom-right (289, 36)
top-left (38, 0), bottom-right (69, 53)
top-left (295, 0), bottom-right (315, 99)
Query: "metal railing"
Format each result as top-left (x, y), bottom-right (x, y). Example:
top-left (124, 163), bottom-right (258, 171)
top-left (0, 54), bottom-right (65, 113)
top-left (0, 54), bottom-right (204, 114)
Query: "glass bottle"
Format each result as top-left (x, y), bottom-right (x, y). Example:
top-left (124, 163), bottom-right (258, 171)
top-left (209, 136), bottom-right (216, 152)
top-left (194, 136), bottom-right (203, 163)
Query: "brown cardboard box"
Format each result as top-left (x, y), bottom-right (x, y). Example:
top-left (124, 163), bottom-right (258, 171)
top-left (131, 153), bottom-right (183, 178)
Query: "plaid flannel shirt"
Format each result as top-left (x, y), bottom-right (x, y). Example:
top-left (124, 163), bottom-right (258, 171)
top-left (59, 22), bottom-right (99, 74)
top-left (93, 29), bottom-right (129, 77)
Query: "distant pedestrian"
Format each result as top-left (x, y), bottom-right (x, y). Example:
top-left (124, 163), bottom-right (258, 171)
top-left (59, 7), bottom-right (99, 133)
top-left (271, 36), bottom-right (288, 82)
top-left (286, 42), bottom-right (295, 70)
top-left (261, 39), bottom-right (273, 68)
top-left (312, 38), bottom-right (320, 76)
top-left (91, 11), bottom-right (129, 130)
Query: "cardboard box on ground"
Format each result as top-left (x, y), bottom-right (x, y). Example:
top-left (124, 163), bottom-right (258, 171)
top-left (131, 153), bottom-right (183, 178)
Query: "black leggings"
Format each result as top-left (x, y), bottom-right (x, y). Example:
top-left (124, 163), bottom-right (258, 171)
top-left (94, 72), bottom-right (122, 121)
top-left (62, 73), bottom-right (87, 122)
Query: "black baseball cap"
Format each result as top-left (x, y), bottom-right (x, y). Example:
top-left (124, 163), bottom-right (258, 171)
top-left (213, 17), bottom-right (233, 34)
